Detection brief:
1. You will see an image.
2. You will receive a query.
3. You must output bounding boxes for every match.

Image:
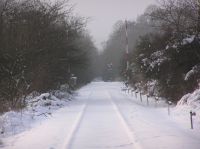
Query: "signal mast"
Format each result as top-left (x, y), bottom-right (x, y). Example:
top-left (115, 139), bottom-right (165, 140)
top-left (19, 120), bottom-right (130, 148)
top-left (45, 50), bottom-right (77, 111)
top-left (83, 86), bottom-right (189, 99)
top-left (124, 20), bottom-right (130, 83)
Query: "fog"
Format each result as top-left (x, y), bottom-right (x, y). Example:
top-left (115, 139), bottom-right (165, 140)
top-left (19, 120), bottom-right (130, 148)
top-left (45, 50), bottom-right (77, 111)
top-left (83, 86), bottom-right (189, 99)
top-left (70, 0), bottom-right (157, 49)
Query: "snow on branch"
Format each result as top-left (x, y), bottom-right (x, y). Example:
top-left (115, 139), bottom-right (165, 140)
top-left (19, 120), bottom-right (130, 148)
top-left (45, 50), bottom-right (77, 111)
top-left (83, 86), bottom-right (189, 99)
top-left (142, 50), bottom-right (168, 71)
top-left (184, 64), bottom-right (200, 81)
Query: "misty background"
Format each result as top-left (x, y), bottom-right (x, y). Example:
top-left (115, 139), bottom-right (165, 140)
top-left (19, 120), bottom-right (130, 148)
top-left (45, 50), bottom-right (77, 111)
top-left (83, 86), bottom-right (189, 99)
top-left (70, 0), bottom-right (156, 49)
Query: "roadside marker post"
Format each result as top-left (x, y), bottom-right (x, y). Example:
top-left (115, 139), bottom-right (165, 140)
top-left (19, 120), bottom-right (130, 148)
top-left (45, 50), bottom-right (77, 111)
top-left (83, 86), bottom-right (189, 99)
top-left (155, 97), bottom-right (159, 107)
top-left (190, 111), bottom-right (196, 129)
top-left (140, 92), bottom-right (143, 102)
top-left (167, 101), bottom-right (172, 115)
top-left (146, 95), bottom-right (149, 106)
top-left (131, 90), bottom-right (134, 96)
top-left (135, 91), bottom-right (138, 98)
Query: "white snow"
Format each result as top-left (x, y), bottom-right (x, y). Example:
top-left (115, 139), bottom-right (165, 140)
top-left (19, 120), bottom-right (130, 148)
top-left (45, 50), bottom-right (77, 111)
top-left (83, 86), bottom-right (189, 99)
top-left (184, 65), bottom-right (200, 81)
top-left (1, 82), bottom-right (200, 149)
top-left (0, 89), bottom-right (72, 138)
top-left (175, 89), bottom-right (200, 126)
top-left (146, 80), bottom-right (158, 96)
top-left (166, 35), bottom-right (196, 51)
top-left (149, 50), bottom-right (168, 69)
top-left (182, 35), bottom-right (195, 45)
top-left (141, 50), bottom-right (168, 71)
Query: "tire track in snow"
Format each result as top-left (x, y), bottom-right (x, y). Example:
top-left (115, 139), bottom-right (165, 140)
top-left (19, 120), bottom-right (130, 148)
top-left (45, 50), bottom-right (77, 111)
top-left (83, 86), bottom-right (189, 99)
top-left (62, 92), bottom-right (92, 149)
top-left (108, 91), bottom-right (143, 149)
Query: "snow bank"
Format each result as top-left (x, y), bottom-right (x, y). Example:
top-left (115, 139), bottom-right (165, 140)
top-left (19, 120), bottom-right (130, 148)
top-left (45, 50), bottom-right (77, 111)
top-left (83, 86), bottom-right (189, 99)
top-left (174, 89), bottom-right (200, 129)
top-left (182, 35), bottom-right (195, 45)
top-left (184, 64), bottom-right (200, 81)
top-left (0, 89), bottom-right (72, 138)
top-left (177, 89), bottom-right (200, 110)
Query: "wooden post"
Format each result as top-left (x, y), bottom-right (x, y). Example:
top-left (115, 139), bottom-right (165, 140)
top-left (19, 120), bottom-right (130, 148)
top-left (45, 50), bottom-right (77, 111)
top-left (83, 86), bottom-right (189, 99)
top-left (131, 90), bottom-right (134, 96)
top-left (167, 101), bottom-right (172, 115)
top-left (190, 111), bottom-right (196, 129)
top-left (140, 92), bottom-right (142, 102)
top-left (135, 91), bottom-right (138, 98)
top-left (155, 97), bottom-right (159, 107)
top-left (146, 95), bottom-right (149, 106)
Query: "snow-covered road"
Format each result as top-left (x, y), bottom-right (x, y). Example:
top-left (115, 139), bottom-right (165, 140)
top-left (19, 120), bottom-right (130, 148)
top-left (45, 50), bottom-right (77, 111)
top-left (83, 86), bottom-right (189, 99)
top-left (1, 82), bottom-right (200, 149)
top-left (66, 87), bottom-right (134, 149)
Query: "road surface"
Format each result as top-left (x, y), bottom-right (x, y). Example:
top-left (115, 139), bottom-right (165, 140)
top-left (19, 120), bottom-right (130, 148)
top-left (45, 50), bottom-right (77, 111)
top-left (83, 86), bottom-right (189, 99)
top-left (65, 83), bottom-right (136, 149)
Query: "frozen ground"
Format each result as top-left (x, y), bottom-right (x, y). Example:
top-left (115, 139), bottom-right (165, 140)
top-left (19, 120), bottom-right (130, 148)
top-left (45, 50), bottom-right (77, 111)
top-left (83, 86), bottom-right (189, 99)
top-left (1, 82), bottom-right (200, 149)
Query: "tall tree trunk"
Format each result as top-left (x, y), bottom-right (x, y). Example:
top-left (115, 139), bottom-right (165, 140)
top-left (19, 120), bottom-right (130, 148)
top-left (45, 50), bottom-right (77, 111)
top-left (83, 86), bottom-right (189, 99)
top-left (197, 0), bottom-right (200, 35)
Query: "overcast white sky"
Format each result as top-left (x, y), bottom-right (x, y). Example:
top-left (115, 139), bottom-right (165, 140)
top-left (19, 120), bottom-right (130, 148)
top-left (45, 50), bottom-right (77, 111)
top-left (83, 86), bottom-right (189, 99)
top-left (70, 0), bottom-right (156, 49)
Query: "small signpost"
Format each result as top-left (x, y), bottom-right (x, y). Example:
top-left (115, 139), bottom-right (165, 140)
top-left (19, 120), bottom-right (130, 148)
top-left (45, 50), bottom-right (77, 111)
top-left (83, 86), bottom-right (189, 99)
top-left (140, 92), bottom-right (143, 102)
top-left (155, 97), bottom-right (159, 107)
top-left (69, 74), bottom-right (77, 90)
top-left (190, 111), bottom-right (196, 129)
top-left (167, 101), bottom-right (172, 115)
top-left (146, 95), bottom-right (149, 106)
top-left (121, 88), bottom-right (126, 92)
top-left (135, 91), bottom-right (138, 98)
top-left (131, 90), bottom-right (134, 96)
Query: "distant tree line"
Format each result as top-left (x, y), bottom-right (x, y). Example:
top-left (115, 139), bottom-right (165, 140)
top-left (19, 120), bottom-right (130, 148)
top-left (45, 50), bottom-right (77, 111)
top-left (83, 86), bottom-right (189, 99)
top-left (0, 0), bottom-right (98, 112)
top-left (102, 0), bottom-right (200, 102)
top-left (100, 15), bottom-right (154, 80)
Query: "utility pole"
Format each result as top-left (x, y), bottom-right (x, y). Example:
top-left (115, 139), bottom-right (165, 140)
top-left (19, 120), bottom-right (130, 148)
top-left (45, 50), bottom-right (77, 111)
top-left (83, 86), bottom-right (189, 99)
top-left (197, 0), bottom-right (200, 35)
top-left (125, 20), bottom-right (130, 81)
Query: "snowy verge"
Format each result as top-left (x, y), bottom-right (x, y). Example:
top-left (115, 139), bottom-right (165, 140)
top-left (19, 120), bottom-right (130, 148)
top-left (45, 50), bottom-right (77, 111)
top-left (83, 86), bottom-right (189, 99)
top-left (122, 82), bottom-right (200, 130)
top-left (0, 89), bottom-right (73, 139)
top-left (118, 82), bottom-right (200, 149)
top-left (173, 88), bottom-right (200, 129)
